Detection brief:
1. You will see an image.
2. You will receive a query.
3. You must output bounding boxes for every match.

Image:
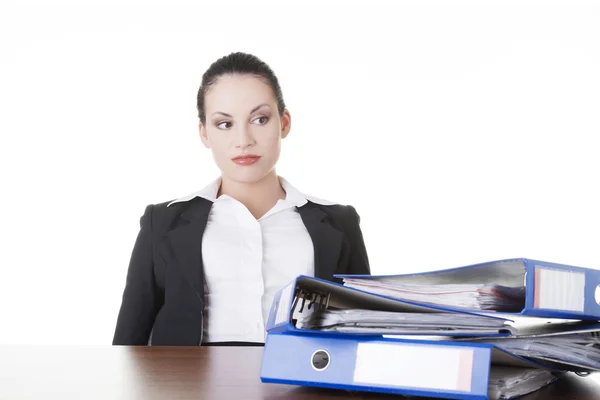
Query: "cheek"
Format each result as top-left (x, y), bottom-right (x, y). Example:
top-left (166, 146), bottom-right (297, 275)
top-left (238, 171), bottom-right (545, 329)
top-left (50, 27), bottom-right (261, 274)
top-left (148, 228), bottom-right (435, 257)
top-left (207, 137), bottom-right (231, 161)
top-left (265, 129), bottom-right (282, 149)
top-left (262, 135), bottom-right (281, 157)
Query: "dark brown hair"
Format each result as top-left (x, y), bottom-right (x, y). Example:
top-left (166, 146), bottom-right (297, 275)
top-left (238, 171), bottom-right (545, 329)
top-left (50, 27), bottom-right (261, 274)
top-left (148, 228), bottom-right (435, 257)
top-left (197, 52), bottom-right (286, 125)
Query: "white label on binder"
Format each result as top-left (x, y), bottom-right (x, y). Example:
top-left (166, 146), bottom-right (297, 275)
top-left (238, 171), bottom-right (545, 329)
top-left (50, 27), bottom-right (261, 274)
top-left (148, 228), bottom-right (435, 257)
top-left (353, 342), bottom-right (474, 392)
top-left (275, 282), bottom-right (294, 325)
top-left (534, 267), bottom-right (585, 312)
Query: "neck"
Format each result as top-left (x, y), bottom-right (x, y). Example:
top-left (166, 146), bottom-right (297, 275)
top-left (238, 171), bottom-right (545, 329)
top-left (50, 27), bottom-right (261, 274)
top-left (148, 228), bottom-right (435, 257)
top-left (218, 171), bottom-right (286, 219)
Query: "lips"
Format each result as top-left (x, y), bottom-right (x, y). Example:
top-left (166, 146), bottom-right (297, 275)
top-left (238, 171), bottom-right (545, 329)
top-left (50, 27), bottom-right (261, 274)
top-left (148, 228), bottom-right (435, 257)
top-left (232, 154), bottom-right (261, 166)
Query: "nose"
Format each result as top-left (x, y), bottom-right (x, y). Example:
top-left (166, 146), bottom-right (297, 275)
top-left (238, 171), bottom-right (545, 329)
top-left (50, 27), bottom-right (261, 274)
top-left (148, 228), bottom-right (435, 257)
top-left (235, 124), bottom-right (256, 149)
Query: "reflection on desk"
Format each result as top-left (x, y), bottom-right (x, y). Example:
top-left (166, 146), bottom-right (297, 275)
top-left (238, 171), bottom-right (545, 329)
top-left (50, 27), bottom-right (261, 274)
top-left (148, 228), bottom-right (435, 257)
top-left (0, 346), bottom-right (599, 399)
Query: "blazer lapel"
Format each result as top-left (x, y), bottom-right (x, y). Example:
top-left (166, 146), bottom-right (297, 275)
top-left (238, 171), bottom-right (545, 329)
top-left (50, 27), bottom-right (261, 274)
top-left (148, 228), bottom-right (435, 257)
top-left (158, 198), bottom-right (212, 300)
top-left (298, 203), bottom-right (345, 282)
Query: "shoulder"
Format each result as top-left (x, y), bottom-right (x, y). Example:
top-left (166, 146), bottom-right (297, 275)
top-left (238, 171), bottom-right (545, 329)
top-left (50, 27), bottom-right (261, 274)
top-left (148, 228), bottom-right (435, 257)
top-left (289, 181), bottom-right (359, 221)
top-left (153, 196), bottom-right (210, 217)
top-left (136, 196), bottom-right (211, 234)
top-left (280, 178), bottom-right (363, 228)
top-left (303, 200), bottom-right (362, 227)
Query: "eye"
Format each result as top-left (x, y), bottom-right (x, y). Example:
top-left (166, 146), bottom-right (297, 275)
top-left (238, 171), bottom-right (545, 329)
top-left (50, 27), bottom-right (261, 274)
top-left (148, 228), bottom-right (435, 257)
top-left (253, 116), bottom-right (269, 125)
top-left (216, 121), bottom-right (232, 130)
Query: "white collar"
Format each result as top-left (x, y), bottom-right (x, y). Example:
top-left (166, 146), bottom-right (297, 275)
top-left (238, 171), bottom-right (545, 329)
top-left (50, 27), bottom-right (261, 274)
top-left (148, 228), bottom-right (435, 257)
top-left (166, 176), bottom-right (336, 207)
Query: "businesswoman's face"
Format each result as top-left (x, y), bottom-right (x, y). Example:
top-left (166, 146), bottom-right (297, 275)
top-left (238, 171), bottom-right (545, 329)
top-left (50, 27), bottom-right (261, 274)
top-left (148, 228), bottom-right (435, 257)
top-left (199, 74), bottom-right (291, 184)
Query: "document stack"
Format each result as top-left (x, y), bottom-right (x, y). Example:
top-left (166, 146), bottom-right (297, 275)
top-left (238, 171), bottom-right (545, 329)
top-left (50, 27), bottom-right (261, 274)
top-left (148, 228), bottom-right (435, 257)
top-left (260, 258), bottom-right (600, 399)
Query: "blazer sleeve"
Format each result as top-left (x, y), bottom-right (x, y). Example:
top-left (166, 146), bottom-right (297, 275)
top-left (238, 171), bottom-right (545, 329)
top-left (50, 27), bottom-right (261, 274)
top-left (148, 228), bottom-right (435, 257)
top-left (112, 204), bottom-right (162, 345)
top-left (345, 205), bottom-right (371, 275)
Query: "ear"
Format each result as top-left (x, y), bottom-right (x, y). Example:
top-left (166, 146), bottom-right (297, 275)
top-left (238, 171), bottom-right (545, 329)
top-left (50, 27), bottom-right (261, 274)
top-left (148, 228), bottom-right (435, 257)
top-left (199, 122), bottom-right (211, 149)
top-left (281, 109), bottom-right (291, 139)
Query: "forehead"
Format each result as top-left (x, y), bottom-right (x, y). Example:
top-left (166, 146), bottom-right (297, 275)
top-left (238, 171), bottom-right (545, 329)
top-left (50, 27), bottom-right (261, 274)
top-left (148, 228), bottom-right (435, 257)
top-left (205, 74), bottom-right (275, 114)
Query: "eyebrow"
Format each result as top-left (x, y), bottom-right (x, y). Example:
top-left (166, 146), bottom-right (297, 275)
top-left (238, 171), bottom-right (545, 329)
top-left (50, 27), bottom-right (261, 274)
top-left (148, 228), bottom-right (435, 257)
top-left (211, 103), bottom-right (270, 118)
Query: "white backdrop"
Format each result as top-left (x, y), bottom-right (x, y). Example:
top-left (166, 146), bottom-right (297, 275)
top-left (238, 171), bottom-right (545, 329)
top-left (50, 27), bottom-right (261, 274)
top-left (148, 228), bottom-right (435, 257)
top-left (1, 0), bottom-right (599, 345)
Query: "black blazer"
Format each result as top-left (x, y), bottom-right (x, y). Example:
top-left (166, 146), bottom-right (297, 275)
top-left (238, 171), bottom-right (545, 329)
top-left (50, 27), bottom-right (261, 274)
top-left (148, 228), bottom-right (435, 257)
top-left (112, 197), bottom-right (371, 346)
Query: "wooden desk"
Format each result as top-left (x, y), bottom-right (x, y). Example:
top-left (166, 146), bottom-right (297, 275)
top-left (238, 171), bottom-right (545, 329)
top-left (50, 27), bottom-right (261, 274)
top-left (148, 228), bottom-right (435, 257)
top-left (0, 346), bottom-right (599, 399)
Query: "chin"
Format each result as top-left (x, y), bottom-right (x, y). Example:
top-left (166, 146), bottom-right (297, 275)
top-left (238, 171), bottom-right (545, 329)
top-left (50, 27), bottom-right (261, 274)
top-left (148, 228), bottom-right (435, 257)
top-left (224, 167), bottom-right (275, 184)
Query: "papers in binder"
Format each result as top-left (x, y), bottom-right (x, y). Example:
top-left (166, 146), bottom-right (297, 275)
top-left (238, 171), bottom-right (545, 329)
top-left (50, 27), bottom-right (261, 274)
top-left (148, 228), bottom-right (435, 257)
top-left (339, 259), bottom-right (530, 312)
top-left (266, 275), bottom-right (518, 337)
top-left (296, 309), bottom-right (516, 336)
top-left (340, 280), bottom-right (525, 311)
top-left (470, 332), bottom-right (600, 373)
top-left (487, 367), bottom-right (557, 400)
top-left (297, 308), bottom-right (594, 338)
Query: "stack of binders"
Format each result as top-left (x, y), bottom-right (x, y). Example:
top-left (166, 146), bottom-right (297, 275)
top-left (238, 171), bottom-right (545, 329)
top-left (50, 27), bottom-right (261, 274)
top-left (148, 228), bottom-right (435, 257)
top-left (260, 258), bottom-right (600, 399)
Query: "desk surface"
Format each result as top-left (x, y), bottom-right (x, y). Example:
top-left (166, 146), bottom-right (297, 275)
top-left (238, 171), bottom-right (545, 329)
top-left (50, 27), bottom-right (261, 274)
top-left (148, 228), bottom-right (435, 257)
top-left (0, 346), bottom-right (599, 399)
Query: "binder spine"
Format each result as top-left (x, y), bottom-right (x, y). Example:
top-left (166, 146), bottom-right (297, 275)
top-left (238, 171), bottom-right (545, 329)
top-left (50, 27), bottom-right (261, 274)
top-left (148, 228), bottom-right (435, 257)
top-left (261, 333), bottom-right (491, 400)
top-left (525, 259), bottom-right (600, 319)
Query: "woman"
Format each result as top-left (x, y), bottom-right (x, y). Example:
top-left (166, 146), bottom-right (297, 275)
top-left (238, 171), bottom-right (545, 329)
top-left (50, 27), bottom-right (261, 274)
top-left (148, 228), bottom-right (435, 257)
top-left (112, 52), bottom-right (371, 346)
